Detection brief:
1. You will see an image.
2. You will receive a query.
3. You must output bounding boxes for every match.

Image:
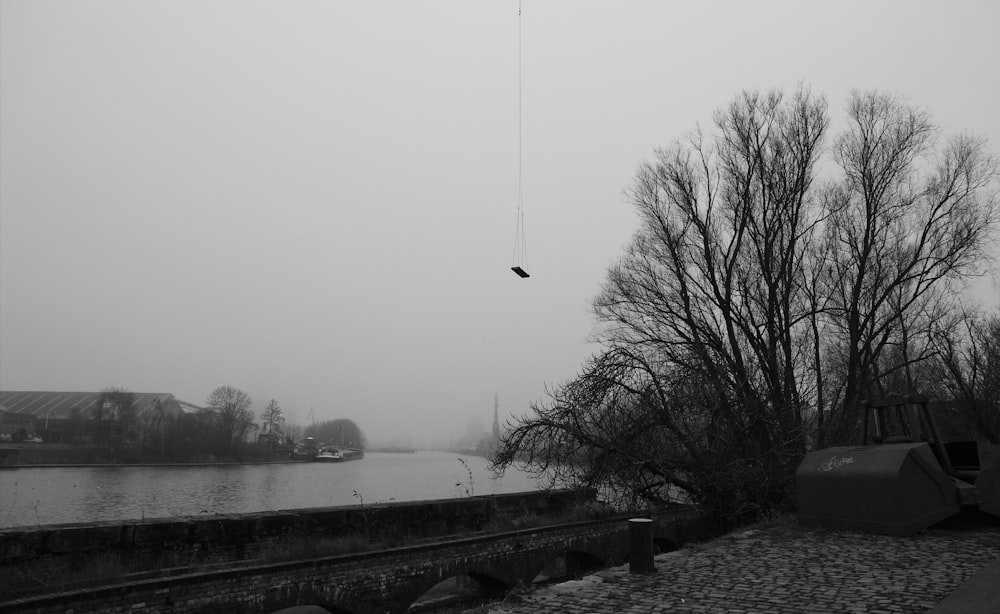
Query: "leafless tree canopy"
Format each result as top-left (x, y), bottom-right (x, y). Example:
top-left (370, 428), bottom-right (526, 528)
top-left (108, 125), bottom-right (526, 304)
top-left (205, 385), bottom-right (256, 453)
top-left (492, 88), bottom-right (999, 522)
top-left (928, 312), bottom-right (1000, 442)
top-left (261, 399), bottom-right (284, 434)
top-left (260, 398), bottom-right (284, 451)
top-left (818, 91), bottom-right (999, 443)
top-left (94, 386), bottom-right (137, 453)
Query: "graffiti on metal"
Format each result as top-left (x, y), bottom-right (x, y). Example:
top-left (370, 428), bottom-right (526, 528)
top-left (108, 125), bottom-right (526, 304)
top-left (818, 455), bottom-right (855, 472)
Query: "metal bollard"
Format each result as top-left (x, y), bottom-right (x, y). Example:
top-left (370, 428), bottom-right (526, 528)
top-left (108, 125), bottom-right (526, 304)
top-left (628, 517), bottom-right (655, 574)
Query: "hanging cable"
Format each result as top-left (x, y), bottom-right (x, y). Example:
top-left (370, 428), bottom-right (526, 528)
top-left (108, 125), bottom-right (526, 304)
top-left (511, 0), bottom-right (529, 278)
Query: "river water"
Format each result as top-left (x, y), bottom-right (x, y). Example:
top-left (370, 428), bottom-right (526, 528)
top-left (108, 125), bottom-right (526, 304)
top-left (0, 451), bottom-right (541, 529)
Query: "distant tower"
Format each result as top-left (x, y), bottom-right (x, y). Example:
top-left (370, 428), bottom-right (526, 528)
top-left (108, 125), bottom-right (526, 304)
top-left (493, 393), bottom-right (500, 440)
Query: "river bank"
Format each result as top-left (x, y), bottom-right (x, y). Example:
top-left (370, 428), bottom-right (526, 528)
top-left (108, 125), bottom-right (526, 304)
top-left (1, 460), bottom-right (307, 469)
top-left (0, 442), bottom-right (307, 467)
top-left (0, 443), bottom-right (489, 469)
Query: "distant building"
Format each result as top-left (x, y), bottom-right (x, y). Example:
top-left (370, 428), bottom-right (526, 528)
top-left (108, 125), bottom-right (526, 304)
top-left (0, 407), bottom-right (37, 441)
top-left (0, 391), bottom-right (203, 443)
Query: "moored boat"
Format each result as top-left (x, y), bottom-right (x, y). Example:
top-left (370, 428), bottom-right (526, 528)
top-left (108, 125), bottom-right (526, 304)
top-left (315, 446), bottom-right (344, 462)
top-left (314, 445), bottom-right (364, 462)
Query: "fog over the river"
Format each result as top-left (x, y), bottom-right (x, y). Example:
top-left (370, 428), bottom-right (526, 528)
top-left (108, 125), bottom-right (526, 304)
top-left (2, 1), bottom-right (998, 446)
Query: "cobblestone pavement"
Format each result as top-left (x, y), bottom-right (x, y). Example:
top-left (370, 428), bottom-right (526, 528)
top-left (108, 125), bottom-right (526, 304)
top-left (481, 519), bottom-right (1000, 614)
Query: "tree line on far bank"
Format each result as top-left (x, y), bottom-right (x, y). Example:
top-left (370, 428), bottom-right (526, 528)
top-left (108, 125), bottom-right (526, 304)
top-left (35, 385), bottom-right (365, 463)
top-left (491, 87), bottom-right (1000, 526)
top-left (304, 419), bottom-right (365, 449)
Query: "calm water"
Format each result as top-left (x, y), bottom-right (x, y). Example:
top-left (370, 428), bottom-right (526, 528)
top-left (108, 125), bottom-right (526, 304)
top-left (0, 451), bottom-right (541, 528)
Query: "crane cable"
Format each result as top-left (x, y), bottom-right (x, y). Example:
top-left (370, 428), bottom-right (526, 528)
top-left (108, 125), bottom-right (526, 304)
top-left (511, 0), bottom-right (529, 276)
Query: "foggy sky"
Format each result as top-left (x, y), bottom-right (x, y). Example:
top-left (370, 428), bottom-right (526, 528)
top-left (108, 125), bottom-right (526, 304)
top-left (2, 1), bottom-right (998, 445)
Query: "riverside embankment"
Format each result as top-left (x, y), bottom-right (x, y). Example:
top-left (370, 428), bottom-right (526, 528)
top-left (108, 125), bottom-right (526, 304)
top-left (0, 489), bottom-right (598, 601)
top-left (0, 491), bottom-right (718, 613)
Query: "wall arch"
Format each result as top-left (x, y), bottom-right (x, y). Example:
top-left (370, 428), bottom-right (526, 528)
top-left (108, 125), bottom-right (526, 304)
top-left (270, 605), bottom-right (356, 614)
top-left (565, 550), bottom-right (605, 577)
top-left (527, 548), bottom-right (606, 585)
top-left (261, 583), bottom-right (358, 614)
top-left (403, 571), bottom-right (508, 612)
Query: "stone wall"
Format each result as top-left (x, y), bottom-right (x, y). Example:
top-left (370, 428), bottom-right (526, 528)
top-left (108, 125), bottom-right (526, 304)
top-left (0, 489), bottom-right (592, 597)
top-left (0, 506), bottom-right (715, 614)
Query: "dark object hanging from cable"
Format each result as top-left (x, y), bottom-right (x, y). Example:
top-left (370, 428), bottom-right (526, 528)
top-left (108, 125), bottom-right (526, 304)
top-left (511, 204), bottom-right (529, 278)
top-left (510, 0), bottom-right (529, 279)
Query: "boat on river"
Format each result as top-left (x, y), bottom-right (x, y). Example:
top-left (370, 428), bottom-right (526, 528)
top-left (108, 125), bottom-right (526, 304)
top-left (314, 446), bottom-right (343, 462)
top-left (314, 445), bottom-right (364, 462)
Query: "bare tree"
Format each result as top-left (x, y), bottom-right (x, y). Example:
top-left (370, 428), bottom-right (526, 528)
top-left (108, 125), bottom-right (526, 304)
top-left (495, 349), bottom-right (726, 509)
top-left (818, 91), bottom-right (999, 444)
top-left (260, 399), bottom-right (284, 452)
top-left (305, 418), bottom-right (365, 449)
top-left (498, 88), bottom-right (828, 522)
top-left (205, 385), bottom-right (255, 456)
top-left (283, 421), bottom-right (302, 448)
top-left (493, 87), bottom-right (999, 522)
top-left (930, 310), bottom-right (1000, 442)
top-left (134, 396), bottom-right (173, 460)
top-left (94, 387), bottom-right (136, 455)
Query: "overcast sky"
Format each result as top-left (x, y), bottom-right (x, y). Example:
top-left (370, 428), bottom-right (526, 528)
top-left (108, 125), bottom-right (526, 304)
top-left (2, 1), bottom-right (998, 446)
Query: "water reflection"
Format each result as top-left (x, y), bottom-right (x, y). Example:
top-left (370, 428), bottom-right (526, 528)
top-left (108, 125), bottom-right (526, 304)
top-left (0, 452), bottom-right (540, 528)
